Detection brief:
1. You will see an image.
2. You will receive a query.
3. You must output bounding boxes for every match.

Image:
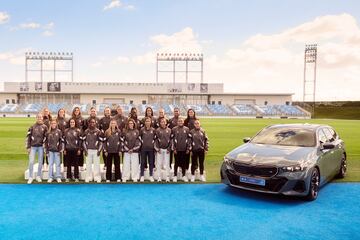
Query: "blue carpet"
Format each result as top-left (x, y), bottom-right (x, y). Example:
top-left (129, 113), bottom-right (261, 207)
top-left (0, 183), bottom-right (359, 240)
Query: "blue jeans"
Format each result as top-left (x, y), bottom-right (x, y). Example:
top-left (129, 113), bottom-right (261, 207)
top-left (48, 151), bottom-right (61, 179)
top-left (28, 146), bottom-right (44, 178)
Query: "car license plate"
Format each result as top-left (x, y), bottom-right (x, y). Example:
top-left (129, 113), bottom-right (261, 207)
top-left (239, 176), bottom-right (266, 186)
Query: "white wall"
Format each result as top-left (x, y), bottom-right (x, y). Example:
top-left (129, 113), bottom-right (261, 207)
top-left (0, 93), bottom-right (17, 104)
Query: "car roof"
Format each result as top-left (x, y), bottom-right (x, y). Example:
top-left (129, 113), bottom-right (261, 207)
top-left (266, 123), bottom-right (331, 131)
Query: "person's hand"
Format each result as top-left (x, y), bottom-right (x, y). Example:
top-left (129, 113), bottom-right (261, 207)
top-left (205, 150), bottom-right (208, 155)
top-left (166, 150), bottom-right (170, 154)
top-left (77, 150), bottom-right (81, 156)
top-left (27, 148), bottom-right (31, 154)
top-left (173, 150), bottom-right (177, 155)
top-left (84, 151), bottom-right (88, 157)
top-left (128, 149), bottom-right (133, 154)
top-left (186, 150), bottom-right (189, 154)
top-left (104, 152), bottom-right (108, 157)
top-left (97, 151), bottom-right (101, 157)
top-left (63, 150), bottom-right (67, 156)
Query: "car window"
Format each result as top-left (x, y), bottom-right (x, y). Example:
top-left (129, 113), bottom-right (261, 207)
top-left (251, 127), bottom-right (316, 147)
top-left (323, 128), bottom-right (335, 142)
top-left (328, 128), bottom-right (338, 140)
top-left (318, 129), bottom-right (328, 143)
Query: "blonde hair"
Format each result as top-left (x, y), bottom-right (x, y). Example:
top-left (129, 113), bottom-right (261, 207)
top-left (105, 119), bottom-right (118, 137)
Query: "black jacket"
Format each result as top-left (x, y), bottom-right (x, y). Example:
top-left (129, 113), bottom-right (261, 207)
top-left (26, 123), bottom-right (48, 149)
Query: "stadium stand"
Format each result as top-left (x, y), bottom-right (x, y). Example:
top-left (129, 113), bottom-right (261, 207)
top-left (207, 104), bottom-right (234, 115)
top-left (275, 105), bottom-right (307, 116)
top-left (256, 105), bottom-right (280, 116)
top-left (0, 104), bottom-right (18, 113)
top-left (231, 104), bottom-right (257, 116)
top-left (186, 104), bottom-right (210, 115)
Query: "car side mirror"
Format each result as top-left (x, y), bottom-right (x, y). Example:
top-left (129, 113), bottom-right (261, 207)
top-left (322, 142), bottom-right (335, 150)
top-left (243, 137), bottom-right (251, 143)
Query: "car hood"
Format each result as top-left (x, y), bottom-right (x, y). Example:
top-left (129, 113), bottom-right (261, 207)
top-left (226, 143), bottom-right (317, 166)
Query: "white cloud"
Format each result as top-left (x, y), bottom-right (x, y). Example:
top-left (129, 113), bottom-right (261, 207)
top-left (0, 49), bottom-right (31, 65)
top-left (0, 12), bottom-right (10, 24)
top-left (19, 22), bottom-right (41, 29)
top-left (206, 13), bottom-right (360, 100)
top-left (43, 22), bottom-right (54, 30)
top-left (103, 0), bottom-right (122, 11)
top-left (132, 27), bottom-right (204, 64)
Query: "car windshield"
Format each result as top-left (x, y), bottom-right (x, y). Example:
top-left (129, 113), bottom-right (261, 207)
top-left (251, 127), bottom-right (316, 147)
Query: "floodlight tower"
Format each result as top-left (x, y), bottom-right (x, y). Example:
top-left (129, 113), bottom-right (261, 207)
top-left (25, 51), bottom-right (74, 82)
top-left (156, 53), bottom-right (204, 84)
top-left (303, 44), bottom-right (317, 117)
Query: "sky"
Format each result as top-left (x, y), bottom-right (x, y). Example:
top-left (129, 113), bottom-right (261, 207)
top-left (0, 0), bottom-right (360, 101)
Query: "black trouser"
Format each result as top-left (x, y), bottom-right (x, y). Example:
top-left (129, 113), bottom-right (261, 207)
top-left (79, 150), bottom-right (84, 167)
top-left (102, 152), bottom-right (107, 167)
top-left (106, 153), bottom-right (121, 181)
top-left (66, 149), bottom-right (79, 179)
top-left (191, 149), bottom-right (205, 175)
top-left (140, 150), bottom-right (155, 177)
top-left (174, 151), bottom-right (186, 177)
top-left (185, 152), bottom-right (190, 170)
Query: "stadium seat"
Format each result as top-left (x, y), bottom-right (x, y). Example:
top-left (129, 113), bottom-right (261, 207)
top-left (231, 105), bottom-right (257, 115)
top-left (0, 104), bottom-right (18, 113)
top-left (207, 104), bottom-right (233, 115)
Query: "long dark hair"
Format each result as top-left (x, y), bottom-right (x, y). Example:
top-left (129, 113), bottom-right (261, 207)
top-left (129, 107), bottom-right (138, 121)
top-left (144, 107), bottom-right (154, 118)
top-left (125, 118), bottom-right (137, 130)
top-left (184, 108), bottom-right (197, 126)
top-left (72, 106), bottom-right (82, 119)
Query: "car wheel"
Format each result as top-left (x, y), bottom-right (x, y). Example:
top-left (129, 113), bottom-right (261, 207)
top-left (336, 154), bottom-right (347, 179)
top-left (306, 168), bottom-right (320, 201)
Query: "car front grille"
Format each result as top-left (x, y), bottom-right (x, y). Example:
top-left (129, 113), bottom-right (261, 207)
top-left (226, 170), bottom-right (287, 192)
top-left (232, 163), bottom-right (278, 178)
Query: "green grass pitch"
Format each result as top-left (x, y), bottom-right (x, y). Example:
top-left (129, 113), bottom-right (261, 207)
top-left (0, 117), bottom-right (359, 183)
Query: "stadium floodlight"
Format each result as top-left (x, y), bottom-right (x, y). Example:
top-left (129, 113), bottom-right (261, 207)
top-left (156, 52), bottom-right (204, 84)
top-left (25, 51), bottom-right (74, 83)
top-left (303, 44), bottom-right (318, 117)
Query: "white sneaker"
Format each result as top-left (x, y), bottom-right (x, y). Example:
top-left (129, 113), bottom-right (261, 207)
top-left (173, 176), bottom-right (177, 182)
top-left (36, 176), bottom-right (42, 183)
top-left (200, 175), bottom-right (206, 182)
top-left (56, 178), bottom-right (62, 183)
top-left (106, 180), bottom-right (110, 183)
top-left (47, 178), bottom-right (53, 183)
top-left (96, 179), bottom-right (101, 183)
top-left (122, 179), bottom-right (127, 183)
top-left (157, 177), bottom-right (162, 182)
top-left (65, 178), bottom-right (70, 183)
top-left (75, 179), bottom-right (79, 182)
top-left (27, 178), bottom-right (33, 184)
top-left (165, 177), bottom-right (170, 182)
top-left (133, 179), bottom-right (138, 183)
top-left (182, 176), bottom-right (188, 182)
top-left (191, 175), bottom-right (195, 182)
top-left (149, 176), bottom-right (154, 182)
top-left (117, 179), bottom-right (121, 183)
top-left (140, 176), bottom-right (145, 182)
top-left (80, 167), bottom-right (85, 171)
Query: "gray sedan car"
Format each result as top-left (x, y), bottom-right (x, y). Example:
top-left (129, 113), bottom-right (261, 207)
top-left (220, 124), bottom-right (347, 200)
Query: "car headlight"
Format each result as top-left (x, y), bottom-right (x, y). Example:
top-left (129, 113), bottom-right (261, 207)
top-left (224, 156), bottom-right (231, 163)
top-left (281, 165), bottom-right (306, 172)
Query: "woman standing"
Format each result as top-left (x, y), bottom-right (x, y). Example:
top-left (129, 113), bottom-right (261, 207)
top-left (141, 107), bottom-right (156, 128)
top-left (63, 118), bottom-right (82, 182)
top-left (104, 120), bottom-right (122, 183)
top-left (128, 107), bottom-right (141, 130)
top-left (139, 117), bottom-right (156, 182)
top-left (171, 117), bottom-right (191, 182)
top-left (113, 106), bottom-right (127, 131)
top-left (184, 108), bottom-right (198, 173)
top-left (57, 108), bottom-right (68, 171)
top-left (70, 107), bottom-right (85, 170)
top-left (26, 113), bottom-right (48, 184)
top-left (82, 118), bottom-right (103, 183)
top-left (100, 107), bottom-right (112, 169)
top-left (45, 119), bottom-right (63, 183)
top-left (190, 120), bottom-right (209, 182)
top-left (155, 117), bottom-right (172, 182)
top-left (122, 118), bottom-right (141, 182)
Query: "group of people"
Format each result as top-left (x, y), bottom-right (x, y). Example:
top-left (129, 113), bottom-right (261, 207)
top-left (26, 105), bottom-right (209, 184)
